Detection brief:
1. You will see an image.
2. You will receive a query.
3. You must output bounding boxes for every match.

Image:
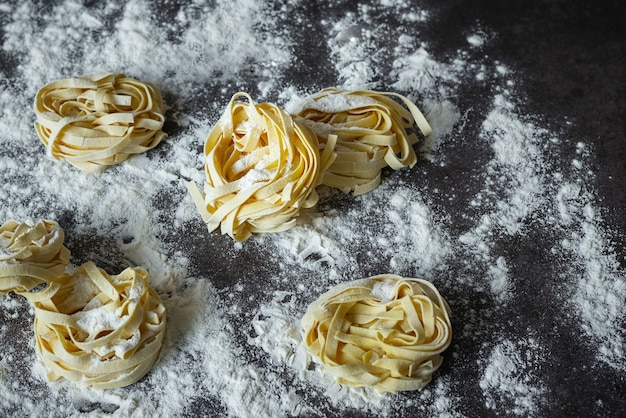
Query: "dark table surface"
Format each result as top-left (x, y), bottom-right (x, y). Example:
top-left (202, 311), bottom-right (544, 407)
top-left (0, 1), bottom-right (624, 417)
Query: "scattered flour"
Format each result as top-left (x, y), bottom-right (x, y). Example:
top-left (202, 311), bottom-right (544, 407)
top-left (467, 34), bottom-right (485, 47)
top-left (559, 187), bottom-right (626, 368)
top-left (479, 339), bottom-right (547, 415)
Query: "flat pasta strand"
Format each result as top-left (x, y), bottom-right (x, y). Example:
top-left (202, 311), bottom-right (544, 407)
top-left (301, 274), bottom-right (451, 393)
top-left (295, 88), bottom-right (432, 195)
top-left (187, 92), bottom-right (334, 241)
top-left (34, 72), bottom-right (166, 173)
top-left (34, 262), bottom-right (167, 389)
top-left (0, 219), bottom-right (69, 302)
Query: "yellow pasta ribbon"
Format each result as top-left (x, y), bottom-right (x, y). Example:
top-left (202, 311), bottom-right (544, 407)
top-left (34, 262), bottom-right (167, 389)
top-left (301, 274), bottom-right (451, 392)
top-left (187, 92), bottom-right (334, 241)
top-left (34, 72), bottom-right (166, 173)
top-left (296, 88), bottom-right (432, 195)
top-left (0, 219), bottom-right (69, 302)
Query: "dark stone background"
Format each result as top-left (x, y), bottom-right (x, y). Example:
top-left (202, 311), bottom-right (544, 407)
top-left (426, 2), bottom-right (626, 416)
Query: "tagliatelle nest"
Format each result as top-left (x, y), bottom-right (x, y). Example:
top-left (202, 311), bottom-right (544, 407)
top-left (34, 262), bottom-right (167, 389)
top-left (301, 274), bottom-right (451, 392)
top-left (187, 92), bottom-right (334, 241)
top-left (34, 72), bottom-right (166, 173)
top-left (0, 219), bottom-right (70, 302)
top-left (296, 88), bottom-right (432, 195)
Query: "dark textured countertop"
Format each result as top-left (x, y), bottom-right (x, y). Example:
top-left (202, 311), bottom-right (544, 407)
top-left (0, 1), bottom-right (624, 417)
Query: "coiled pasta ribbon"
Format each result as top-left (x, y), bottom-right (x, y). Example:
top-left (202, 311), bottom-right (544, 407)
top-left (296, 88), bottom-right (431, 195)
top-left (301, 274), bottom-right (451, 392)
top-left (187, 92), bottom-right (335, 241)
top-left (0, 220), bottom-right (69, 302)
top-left (1, 219), bottom-right (166, 388)
top-left (34, 262), bottom-right (167, 389)
top-left (34, 72), bottom-right (166, 173)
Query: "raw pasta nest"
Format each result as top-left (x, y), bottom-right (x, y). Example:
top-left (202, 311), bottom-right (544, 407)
top-left (34, 72), bottom-right (166, 173)
top-left (0, 219), bottom-right (70, 301)
top-left (187, 92), bottom-right (334, 241)
top-left (301, 274), bottom-right (451, 392)
top-left (34, 262), bottom-right (167, 389)
top-left (296, 88), bottom-right (432, 195)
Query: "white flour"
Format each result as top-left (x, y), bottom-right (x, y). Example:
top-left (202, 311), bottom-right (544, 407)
top-left (479, 338), bottom-right (547, 415)
top-left (0, 0), bottom-right (624, 417)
